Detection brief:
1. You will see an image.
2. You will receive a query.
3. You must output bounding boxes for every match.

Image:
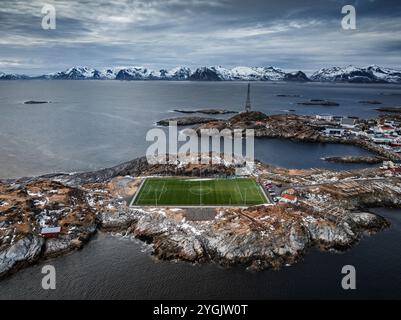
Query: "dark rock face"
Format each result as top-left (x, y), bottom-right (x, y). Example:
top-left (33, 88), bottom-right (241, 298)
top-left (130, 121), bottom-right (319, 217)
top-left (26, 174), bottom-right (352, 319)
top-left (284, 71), bottom-right (310, 82)
top-left (229, 111), bottom-right (269, 123)
top-left (189, 67), bottom-right (222, 81)
top-left (0, 235), bottom-right (44, 278)
top-left (92, 70), bottom-right (102, 79)
top-left (359, 100), bottom-right (382, 105)
top-left (115, 69), bottom-right (142, 80)
top-left (98, 202), bottom-right (391, 271)
top-left (24, 101), bottom-right (49, 104)
top-left (157, 116), bottom-right (218, 126)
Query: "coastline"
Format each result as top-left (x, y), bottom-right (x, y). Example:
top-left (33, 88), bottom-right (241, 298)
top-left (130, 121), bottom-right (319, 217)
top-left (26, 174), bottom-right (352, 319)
top-left (1, 152), bottom-right (400, 279)
top-left (189, 113), bottom-right (401, 161)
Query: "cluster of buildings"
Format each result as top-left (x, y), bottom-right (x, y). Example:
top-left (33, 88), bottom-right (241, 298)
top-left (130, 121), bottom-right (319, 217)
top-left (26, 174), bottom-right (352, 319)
top-left (261, 180), bottom-right (298, 205)
top-left (380, 160), bottom-right (401, 174)
top-left (318, 114), bottom-right (401, 153)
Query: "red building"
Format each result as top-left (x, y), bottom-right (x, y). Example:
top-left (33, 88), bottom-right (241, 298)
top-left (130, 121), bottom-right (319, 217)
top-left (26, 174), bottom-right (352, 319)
top-left (279, 194), bottom-right (298, 204)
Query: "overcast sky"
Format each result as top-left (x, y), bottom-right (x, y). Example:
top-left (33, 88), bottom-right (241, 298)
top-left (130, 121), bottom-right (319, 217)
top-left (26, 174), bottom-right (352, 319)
top-left (0, 0), bottom-right (400, 74)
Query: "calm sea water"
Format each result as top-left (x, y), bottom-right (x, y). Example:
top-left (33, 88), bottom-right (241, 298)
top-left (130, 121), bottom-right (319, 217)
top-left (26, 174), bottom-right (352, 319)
top-left (1, 80), bottom-right (400, 178)
top-left (0, 208), bottom-right (400, 300)
top-left (0, 80), bottom-right (400, 299)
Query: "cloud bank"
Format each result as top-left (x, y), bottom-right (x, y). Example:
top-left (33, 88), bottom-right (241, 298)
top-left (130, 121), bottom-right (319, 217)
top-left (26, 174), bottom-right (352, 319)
top-left (0, 0), bottom-right (400, 74)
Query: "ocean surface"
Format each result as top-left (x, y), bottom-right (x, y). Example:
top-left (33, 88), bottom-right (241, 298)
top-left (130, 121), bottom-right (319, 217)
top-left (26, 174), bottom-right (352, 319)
top-left (0, 80), bottom-right (401, 299)
top-left (1, 80), bottom-right (401, 178)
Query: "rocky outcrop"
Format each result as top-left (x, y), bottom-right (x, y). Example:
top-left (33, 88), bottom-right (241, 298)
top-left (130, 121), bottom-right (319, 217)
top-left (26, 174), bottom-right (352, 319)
top-left (1, 153), bottom-right (400, 277)
top-left (193, 112), bottom-right (401, 161)
top-left (0, 235), bottom-right (44, 278)
top-left (156, 116), bottom-right (218, 126)
top-left (96, 200), bottom-right (391, 270)
top-left (349, 212), bottom-right (389, 231)
top-left (44, 236), bottom-right (91, 258)
top-left (173, 109), bottom-right (237, 115)
top-left (297, 100), bottom-right (339, 106)
top-left (376, 107), bottom-right (401, 113)
top-left (322, 155), bottom-right (385, 164)
top-left (277, 94), bottom-right (302, 97)
top-left (359, 100), bottom-right (382, 105)
top-left (189, 67), bottom-right (223, 81)
top-left (284, 71), bottom-right (310, 82)
top-left (0, 179), bottom-right (99, 278)
top-left (24, 101), bottom-right (50, 104)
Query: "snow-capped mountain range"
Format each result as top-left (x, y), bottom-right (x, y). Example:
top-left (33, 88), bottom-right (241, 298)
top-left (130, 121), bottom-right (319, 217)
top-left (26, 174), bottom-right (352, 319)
top-left (310, 65), bottom-right (401, 83)
top-left (35, 66), bottom-right (305, 81)
top-left (1, 65), bottom-right (400, 83)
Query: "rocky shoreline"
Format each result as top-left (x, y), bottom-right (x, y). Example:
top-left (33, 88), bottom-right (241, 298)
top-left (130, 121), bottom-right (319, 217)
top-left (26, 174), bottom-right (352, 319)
top-left (191, 112), bottom-right (401, 161)
top-left (157, 116), bottom-right (219, 126)
top-left (322, 155), bottom-right (385, 164)
top-left (3, 111), bottom-right (400, 278)
top-left (1, 153), bottom-right (400, 278)
top-left (24, 100), bottom-right (50, 104)
top-left (376, 107), bottom-right (401, 113)
top-left (359, 100), bottom-right (382, 105)
top-left (173, 108), bottom-right (237, 115)
top-left (297, 99), bottom-right (339, 106)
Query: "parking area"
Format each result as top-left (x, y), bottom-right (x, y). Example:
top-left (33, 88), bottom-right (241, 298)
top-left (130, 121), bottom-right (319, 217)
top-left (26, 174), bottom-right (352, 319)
top-left (261, 181), bottom-right (283, 204)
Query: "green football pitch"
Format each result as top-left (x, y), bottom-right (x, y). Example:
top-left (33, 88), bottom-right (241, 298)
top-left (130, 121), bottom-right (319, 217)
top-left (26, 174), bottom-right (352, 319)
top-left (131, 178), bottom-right (268, 206)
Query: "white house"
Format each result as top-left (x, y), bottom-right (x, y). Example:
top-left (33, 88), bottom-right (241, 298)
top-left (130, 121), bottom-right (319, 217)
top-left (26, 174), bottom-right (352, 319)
top-left (323, 128), bottom-right (345, 137)
top-left (341, 118), bottom-right (357, 128)
top-left (316, 114), bottom-right (333, 121)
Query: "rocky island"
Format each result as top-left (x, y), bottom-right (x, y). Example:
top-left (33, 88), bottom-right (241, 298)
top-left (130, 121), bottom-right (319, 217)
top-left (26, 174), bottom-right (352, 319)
top-left (297, 99), bottom-right (339, 106)
top-left (376, 107), bottom-right (401, 113)
top-left (359, 100), bottom-right (382, 105)
top-left (322, 155), bottom-right (385, 164)
top-left (277, 94), bottom-right (302, 98)
top-left (24, 101), bottom-right (50, 104)
top-left (1, 151), bottom-right (401, 278)
top-left (2, 109), bottom-right (401, 279)
top-left (192, 111), bottom-right (401, 161)
top-left (173, 108), bottom-right (237, 115)
top-left (156, 116), bottom-right (219, 126)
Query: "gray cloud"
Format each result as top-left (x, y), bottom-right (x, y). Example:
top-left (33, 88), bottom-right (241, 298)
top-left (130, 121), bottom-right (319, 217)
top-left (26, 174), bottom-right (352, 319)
top-left (0, 0), bottom-right (400, 74)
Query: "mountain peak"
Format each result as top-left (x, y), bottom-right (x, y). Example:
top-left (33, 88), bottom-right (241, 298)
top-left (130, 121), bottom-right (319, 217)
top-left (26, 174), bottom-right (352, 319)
top-left (311, 65), bottom-right (401, 83)
top-left (1, 65), bottom-right (400, 83)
